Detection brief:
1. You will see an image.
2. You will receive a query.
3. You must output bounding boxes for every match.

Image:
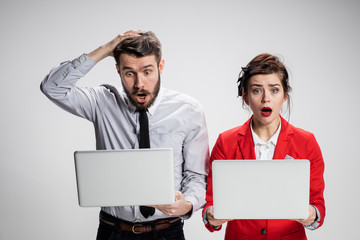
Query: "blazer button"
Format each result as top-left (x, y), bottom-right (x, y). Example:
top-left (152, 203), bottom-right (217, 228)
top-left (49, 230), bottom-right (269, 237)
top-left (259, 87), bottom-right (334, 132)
top-left (261, 228), bottom-right (266, 234)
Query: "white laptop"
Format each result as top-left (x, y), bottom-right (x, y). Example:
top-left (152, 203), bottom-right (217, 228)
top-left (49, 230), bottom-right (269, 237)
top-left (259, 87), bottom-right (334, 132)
top-left (212, 160), bottom-right (310, 219)
top-left (74, 148), bottom-right (175, 207)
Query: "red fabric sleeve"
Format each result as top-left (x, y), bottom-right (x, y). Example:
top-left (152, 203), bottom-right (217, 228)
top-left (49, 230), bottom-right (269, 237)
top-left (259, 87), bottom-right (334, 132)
top-left (307, 133), bottom-right (326, 228)
top-left (202, 134), bottom-right (226, 232)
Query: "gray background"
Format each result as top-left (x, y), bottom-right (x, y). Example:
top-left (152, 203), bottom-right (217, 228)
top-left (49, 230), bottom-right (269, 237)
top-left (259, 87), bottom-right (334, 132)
top-left (1, 0), bottom-right (359, 239)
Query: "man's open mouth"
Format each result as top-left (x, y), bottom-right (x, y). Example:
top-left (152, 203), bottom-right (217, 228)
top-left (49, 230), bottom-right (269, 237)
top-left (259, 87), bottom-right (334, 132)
top-left (137, 93), bottom-right (147, 99)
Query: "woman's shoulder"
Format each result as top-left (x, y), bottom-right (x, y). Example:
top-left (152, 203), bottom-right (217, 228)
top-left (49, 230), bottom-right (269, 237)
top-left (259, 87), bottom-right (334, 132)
top-left (282, 119), bottom-right (316, 141)
top-left (220, 125), bottom-right (244, 136)
top-left (218, 118), bottom-right (252, 140)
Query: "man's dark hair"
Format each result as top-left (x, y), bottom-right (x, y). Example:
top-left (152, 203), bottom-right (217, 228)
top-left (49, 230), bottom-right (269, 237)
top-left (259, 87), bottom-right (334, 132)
top-left (113, 31), bottom-right (162, 66)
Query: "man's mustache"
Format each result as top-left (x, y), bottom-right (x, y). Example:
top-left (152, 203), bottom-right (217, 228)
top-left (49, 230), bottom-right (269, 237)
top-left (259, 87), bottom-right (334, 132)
top-left (132, 89), bottom-right (150, 95)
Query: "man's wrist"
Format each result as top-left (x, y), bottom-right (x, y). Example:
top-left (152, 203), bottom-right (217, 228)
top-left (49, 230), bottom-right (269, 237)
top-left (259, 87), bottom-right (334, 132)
top-left (183, 201), bottom-right (193, 216)
top-left (87, 45), bottom-right (113, 63)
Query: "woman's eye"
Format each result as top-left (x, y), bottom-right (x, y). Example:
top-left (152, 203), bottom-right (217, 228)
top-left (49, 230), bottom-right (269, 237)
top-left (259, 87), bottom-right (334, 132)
top-left (253, 89), bottom-right (261, 94)
top-left (272, 88), bottom-right (279, 93)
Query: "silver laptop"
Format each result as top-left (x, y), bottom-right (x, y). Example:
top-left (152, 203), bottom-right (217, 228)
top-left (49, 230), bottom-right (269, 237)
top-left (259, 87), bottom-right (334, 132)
top-left (212, 160), bottom-right (310, 219)
top-left (74, 148), bottom-right (175, 207)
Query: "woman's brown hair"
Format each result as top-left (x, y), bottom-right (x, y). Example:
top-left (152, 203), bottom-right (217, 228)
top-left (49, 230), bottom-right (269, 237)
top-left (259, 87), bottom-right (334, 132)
top-left (237, 53), bottom-right (292, 115)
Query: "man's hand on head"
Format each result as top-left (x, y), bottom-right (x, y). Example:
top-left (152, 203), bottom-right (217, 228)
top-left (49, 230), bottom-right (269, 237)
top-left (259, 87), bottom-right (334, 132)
top-left (106, 30), bottom-right (143, 57)
top-left (87, 30), bottom-right (142, 63)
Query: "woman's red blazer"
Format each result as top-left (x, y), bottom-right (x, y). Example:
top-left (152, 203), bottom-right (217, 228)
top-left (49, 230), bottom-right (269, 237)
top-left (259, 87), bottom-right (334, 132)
top-left (203, 116), bottom-right (325, 240)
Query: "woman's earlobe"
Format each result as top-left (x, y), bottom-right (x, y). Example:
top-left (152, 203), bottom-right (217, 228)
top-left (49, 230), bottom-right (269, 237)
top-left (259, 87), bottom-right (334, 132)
top-left (283, 93), bottom-right (289, 102)
top-left (243, 92), bottom-right (249, 105)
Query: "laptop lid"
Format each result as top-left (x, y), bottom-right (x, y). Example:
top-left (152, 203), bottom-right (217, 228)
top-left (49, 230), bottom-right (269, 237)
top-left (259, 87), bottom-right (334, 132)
top-left (74, 148), bottom-right (175, 207)
top-left (212, 160), bottom-right (310, 219)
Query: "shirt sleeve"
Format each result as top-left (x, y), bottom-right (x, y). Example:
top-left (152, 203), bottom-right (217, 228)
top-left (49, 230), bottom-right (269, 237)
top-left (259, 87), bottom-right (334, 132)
top-left (304, 205), bottom-right (321, 230)
top-left (180, 102), bottom-right (209, 218)
top-left (40, 54), bottom-right (98, 121)
top-left (202, 207), bottom-right (222, 231)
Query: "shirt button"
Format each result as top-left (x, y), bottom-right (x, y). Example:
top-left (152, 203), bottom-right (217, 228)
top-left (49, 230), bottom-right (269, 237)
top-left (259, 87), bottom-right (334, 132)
top-left (261, 228), bottom-right (266, 234)
top-left (136, 216), bottom-right (141, 220)
top-left (80, 56), bottom-right (85, 61)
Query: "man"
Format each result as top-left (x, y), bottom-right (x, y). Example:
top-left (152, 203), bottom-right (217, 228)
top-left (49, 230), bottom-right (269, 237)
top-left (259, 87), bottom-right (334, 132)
top-left (41, 30), bottom-right (209, 240)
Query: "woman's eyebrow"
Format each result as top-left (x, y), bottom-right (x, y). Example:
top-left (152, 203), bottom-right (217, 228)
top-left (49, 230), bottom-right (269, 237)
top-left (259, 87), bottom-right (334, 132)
top-left (249, 83), bottom-right (263, 87)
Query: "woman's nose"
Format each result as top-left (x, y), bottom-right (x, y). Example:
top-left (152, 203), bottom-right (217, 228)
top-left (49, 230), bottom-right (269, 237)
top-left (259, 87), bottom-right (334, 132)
top-left (261, 91), bottom-right (270, 103)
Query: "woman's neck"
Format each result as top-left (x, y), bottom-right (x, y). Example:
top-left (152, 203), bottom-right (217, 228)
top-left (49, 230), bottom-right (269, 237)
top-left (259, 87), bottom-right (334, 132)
top-left (252, 116), bottom-right (281, 142)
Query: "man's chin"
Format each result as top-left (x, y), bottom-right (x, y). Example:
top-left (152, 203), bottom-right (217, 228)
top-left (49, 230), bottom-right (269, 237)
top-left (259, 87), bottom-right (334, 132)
top-left (132, 98), bottom-right (152, 110)
top-left (135, 103), bottom-right (147, 110)
top-left (128, 93), bottom-right (157, 110)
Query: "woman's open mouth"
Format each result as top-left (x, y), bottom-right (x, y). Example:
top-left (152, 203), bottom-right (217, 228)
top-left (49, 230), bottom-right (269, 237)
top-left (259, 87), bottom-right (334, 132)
top-left (261, 107), bottom-right (272, 117)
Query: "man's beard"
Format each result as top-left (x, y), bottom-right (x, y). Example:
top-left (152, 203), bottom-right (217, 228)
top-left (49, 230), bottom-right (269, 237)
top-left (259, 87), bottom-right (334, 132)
top-left (122, 75), bottom-right (161, 110)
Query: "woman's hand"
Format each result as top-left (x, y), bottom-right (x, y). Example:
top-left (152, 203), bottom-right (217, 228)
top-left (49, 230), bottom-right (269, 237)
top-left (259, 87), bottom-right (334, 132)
top-left (206, 206), bottom-right (231, 227)
top-left (294, 205), bottom-right (316, 226)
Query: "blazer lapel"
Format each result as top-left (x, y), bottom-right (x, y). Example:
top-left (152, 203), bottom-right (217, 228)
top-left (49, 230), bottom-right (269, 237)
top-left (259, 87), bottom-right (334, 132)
top-left (237, 118), bottom-right (256, 160)
top-left (273, 116), bottom-right (293, 159)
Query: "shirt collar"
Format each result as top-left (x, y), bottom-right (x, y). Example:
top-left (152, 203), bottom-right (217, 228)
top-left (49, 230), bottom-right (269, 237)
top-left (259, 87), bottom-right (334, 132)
top-left (251, 119), bottom-right (281, 146)
top-left (147, 87), bottom-right (163, 116)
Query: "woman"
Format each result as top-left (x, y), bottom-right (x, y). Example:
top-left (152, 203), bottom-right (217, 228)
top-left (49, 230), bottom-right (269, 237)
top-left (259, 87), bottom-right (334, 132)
top-left (203, 53), bottom-right (325, 240)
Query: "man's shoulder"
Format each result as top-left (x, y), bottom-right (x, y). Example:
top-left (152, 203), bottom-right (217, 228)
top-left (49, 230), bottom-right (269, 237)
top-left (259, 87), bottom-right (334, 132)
top-left (84, 84), bottom-right (126, 107)
top-left (161, 87), bottom-right (201, 107)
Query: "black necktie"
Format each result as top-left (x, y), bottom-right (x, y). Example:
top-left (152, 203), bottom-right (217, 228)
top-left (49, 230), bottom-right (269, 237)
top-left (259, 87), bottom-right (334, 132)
top-left (139, 109), bottom-right (155, 218)
top-left (139, 109), bottom-right (150, 149)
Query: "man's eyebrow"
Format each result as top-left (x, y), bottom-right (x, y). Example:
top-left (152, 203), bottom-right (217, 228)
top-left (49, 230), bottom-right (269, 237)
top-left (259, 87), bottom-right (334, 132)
top-left (143, 64), bottom-right (155, 69)
top-left (121, 64), bottom-right (155, 71)
top-left (121, 66), bottom-right (133, 71)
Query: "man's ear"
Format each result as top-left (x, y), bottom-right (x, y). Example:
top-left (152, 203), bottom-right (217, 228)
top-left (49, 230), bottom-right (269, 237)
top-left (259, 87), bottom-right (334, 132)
top-left (115, 64), bottom-right (120, 75)
top-left (158, 59), bottom-right (165, 74)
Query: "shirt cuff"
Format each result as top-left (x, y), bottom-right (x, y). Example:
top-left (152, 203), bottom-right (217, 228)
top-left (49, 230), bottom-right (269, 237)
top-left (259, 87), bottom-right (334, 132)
top-left (202, 207), bottom-right (222, 231)
top-left (304, 205), bottom-right (321, 230)
top-left (70, 54), bottom-right (96, 75)
top-left (182, 193), bottom-right (207, 220)
top-left (179, 195), bottom-right (197, 220)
